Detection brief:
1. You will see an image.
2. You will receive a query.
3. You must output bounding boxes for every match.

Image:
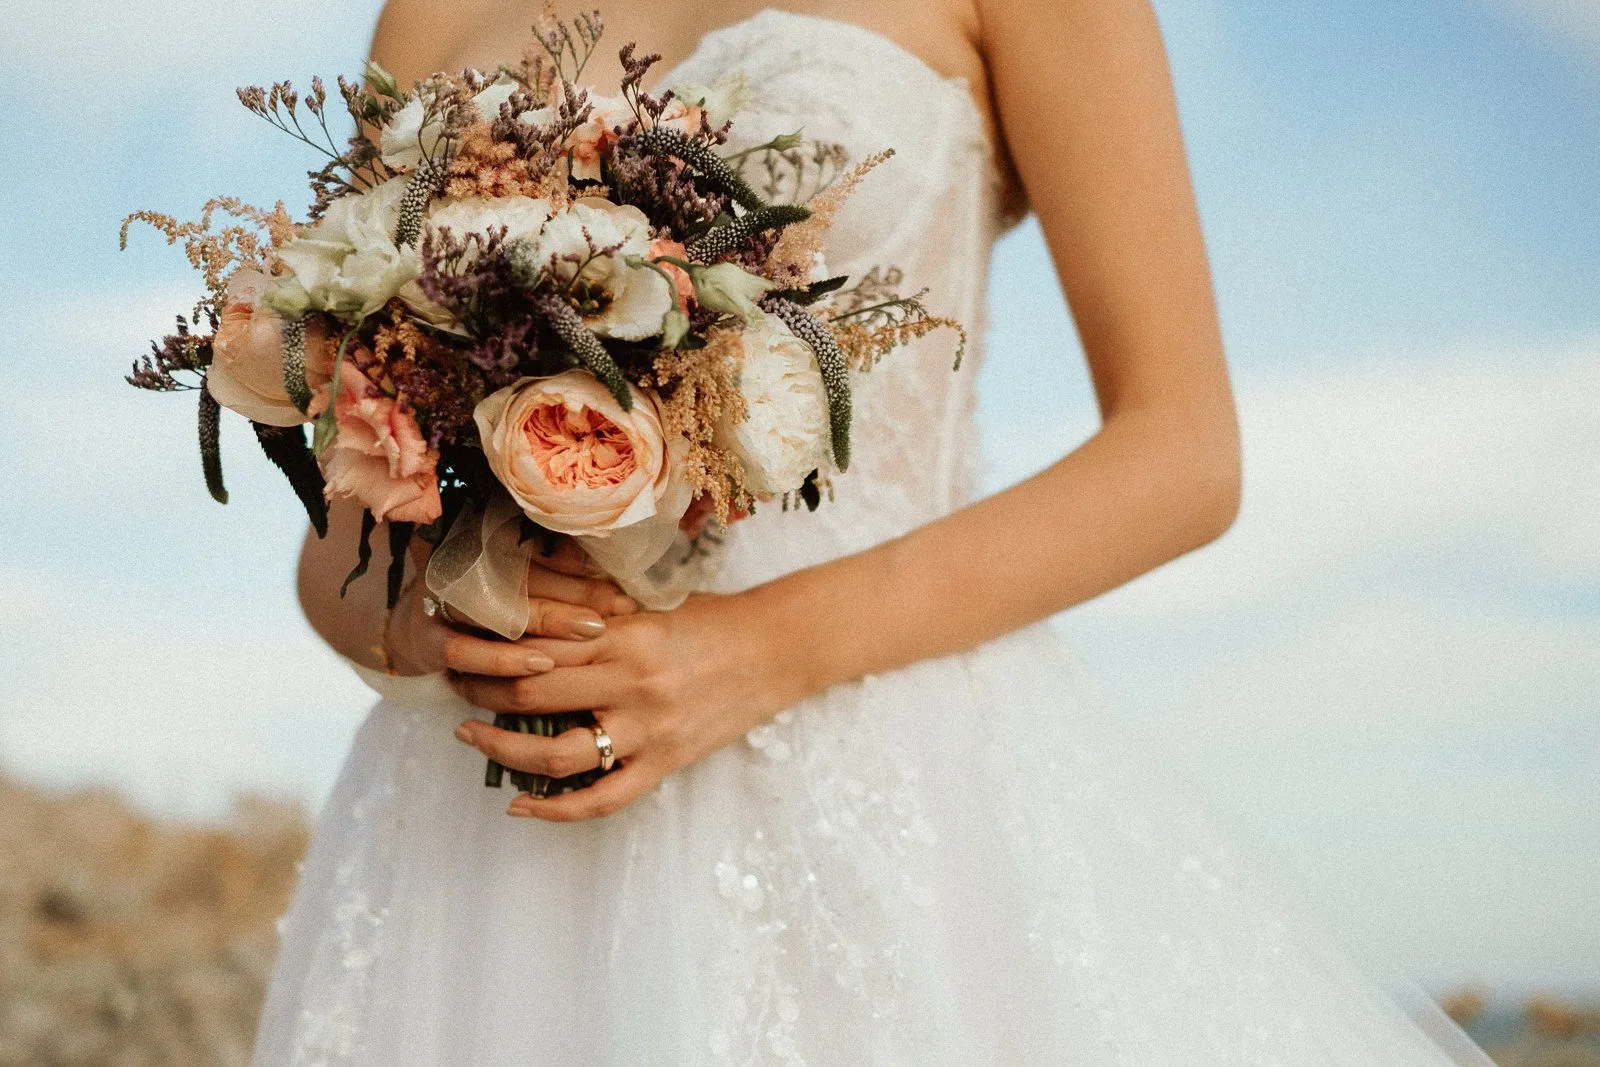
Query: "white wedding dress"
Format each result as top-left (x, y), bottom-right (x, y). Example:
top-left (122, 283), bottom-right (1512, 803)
top-left (254, 11), bottom-right (1496, 1065)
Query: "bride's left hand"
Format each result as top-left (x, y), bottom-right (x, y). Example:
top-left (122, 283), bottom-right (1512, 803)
top-left (447, 593), bottom-right (803, 822)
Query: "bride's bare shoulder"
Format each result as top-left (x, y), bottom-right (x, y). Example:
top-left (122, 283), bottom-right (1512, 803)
top-left (370, 0), bottom-right (527, 86)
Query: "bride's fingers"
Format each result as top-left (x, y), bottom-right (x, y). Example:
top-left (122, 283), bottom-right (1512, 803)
top-left (525, 597), bottom-right (612, 640)
top-left (450, 664), bottom-right (624, 714)
top-left (453, 714), bottom-right (636, 779)
top-left (441, 632), bottom-right (560, 677)
top-left (526, 567), bottom-right (637, 617)
top-left (506, 758), bottom-right (656, 822)
top-left (443, 630), bottom-right (604, 677)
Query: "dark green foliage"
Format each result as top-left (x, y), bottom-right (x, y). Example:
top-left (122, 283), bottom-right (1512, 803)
top-left (686, 203), bottom-right (811, 262)
top-left (636, 125), bottom-right (766, 211)
top-left (340, 509), bottom-right (377, 597)
top-left (799, 469), bottom-right (822, 512)
top-left (198, 387), bottom-right (227, 504)
top-left (529, 291), bottom-right (633, 410)
top-left (252, 422), bottom-right (329, 536)
top-left (768, 275), bottom-right (849, 307)
top-left (386, 522), bottom-right (414, 609)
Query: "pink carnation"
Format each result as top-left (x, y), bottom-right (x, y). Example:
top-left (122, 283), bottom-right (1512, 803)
top-left (312, 364), bottom-right (442, 524)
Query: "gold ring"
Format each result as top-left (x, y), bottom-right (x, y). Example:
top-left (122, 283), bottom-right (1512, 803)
top-left (591, 723), bottom-right (616, 773)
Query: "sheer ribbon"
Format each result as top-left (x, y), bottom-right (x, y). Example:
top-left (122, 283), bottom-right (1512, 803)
top-left (423, 480), bottom-right (708, 639)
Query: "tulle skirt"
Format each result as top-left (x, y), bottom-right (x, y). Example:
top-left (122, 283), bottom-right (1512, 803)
top-left (253, 621), bottom-right (1493, 1065)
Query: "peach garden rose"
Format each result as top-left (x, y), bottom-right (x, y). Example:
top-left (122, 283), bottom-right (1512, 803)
top-left (206, 268), bottom-right (333, 427)
top-left (473, 370), bottom-right (685, 537)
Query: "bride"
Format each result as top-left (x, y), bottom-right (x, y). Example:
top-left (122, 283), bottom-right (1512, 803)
top-left (256, 1), bottom-right (1496, 1063)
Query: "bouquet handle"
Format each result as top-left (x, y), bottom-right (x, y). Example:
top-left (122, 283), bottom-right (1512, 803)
top-left (484, 711), bottom-right (614, 796)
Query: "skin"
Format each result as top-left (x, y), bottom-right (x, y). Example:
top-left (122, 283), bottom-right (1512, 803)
top-left (300, 0), bottom-right (1240, 822)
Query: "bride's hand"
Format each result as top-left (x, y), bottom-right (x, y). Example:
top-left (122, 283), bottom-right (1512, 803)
top-left (387, 541), bottom-right (638, 676)
top-left (447, 593), bottom-right (801, 822)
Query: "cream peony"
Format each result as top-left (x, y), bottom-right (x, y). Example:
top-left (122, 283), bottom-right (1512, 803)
top-left (206, 269), bottom-right (332, 426)
top-left (534, 199), bottom-right (673, 341)
top-left (714, 319), bottom-right (831, 495)
top-left (273, 178), bottom-right (418, 318)
top-left (475, 370), bottom-right (685, 537)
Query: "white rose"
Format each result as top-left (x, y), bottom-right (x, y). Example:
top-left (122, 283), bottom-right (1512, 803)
top-left (274, 178), bottom-right (418, 318)
top-left (715, 318), bottom-right (831, 495)
top-left (380, 78), bottom-right (530, 170)
top-left (534, 198), bottom-right (672, 341)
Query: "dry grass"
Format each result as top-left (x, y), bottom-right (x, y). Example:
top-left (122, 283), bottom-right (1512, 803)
top-left (0, 778), bottom-right (306, 1066)
top-left (0, 776), bottom-right (1593, 1066)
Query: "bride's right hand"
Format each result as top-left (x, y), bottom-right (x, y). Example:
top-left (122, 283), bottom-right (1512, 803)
top-left (386, 540), bottom-right (637, 677)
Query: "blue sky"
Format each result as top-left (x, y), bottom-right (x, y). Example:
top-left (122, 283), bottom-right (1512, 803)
top-left (1, 0), bottom-right (1596, 996)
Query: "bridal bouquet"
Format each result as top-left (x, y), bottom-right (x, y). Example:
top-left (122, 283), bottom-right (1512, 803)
top-left (123, 9), bottom-right (962, 795)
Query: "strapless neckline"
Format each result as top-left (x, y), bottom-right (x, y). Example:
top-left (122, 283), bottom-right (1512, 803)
top-left (659, 8), bottom-right (1001, 176)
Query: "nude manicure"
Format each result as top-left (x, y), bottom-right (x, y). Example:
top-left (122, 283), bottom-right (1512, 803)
top-left (525, 652), bottom-right (556, 673)
top-left (569, 616), bottom-right (607, 638)
top-left (507, 795), bottom-right (537, 817)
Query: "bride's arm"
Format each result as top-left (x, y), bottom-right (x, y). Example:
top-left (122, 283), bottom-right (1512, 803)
top-left (450, 0), bottom-right (1239, 818)
top-left (774, 0), bottom-right (1237, 693)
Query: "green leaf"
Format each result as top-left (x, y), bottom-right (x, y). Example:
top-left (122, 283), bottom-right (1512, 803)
top-left (340, 509), bottom-right (378, 597)
top-left (386, 521), bottom-right (414, 609)
top-left (768, 274), bottom-right (849, 306)
top-left (253, 422), bottom-right (329, 536)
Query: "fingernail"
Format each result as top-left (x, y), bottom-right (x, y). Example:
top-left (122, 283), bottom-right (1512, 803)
top-left (507, 794), bottom-right (538, 817)
top-left (610, 596), bottom-right (638, 615)
top-left (454, 723), bottom-right (475, 745)
top-left (524, 652), bottom-right (555, 672)
top-left (569, 616), bottom-right (606, 638)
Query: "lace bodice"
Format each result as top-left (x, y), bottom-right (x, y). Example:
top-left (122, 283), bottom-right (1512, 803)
top-left (663, 10), bottom-right (1023, 591)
